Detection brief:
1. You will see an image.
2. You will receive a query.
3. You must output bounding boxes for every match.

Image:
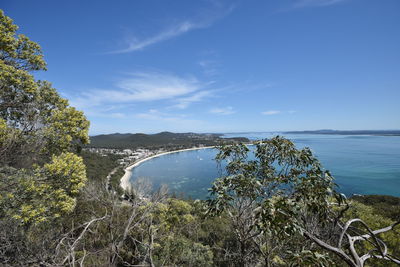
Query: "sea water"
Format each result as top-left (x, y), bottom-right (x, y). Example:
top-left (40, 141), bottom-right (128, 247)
top-left (129, 133), bottom-right (400, 199)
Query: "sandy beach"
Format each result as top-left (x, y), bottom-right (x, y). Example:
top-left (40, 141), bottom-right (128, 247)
top-left (119, 146), bottom-right (215, 190)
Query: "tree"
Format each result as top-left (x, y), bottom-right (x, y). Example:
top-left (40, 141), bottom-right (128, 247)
top-left (207, 136), bottom-right (400, 266)
top-left (303, 201), bottom-right (400, 267)
top-left (0, 9), bottom-right (90, 225)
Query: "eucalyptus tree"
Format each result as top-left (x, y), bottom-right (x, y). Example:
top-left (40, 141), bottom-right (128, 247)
top-left (207, 136), bottom-right (399, 266)
top-left (0, 9), bottom-right (92, 265)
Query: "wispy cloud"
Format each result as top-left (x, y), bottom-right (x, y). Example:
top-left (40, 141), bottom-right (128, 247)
top-left (69, 71), bottom-right (217, 118)
top-left (136, 109), bottom-right (202, 124)
top-left (210, 106), bottom-right (235, 115)
top-left (70, 72), bottom-right (201, 110)
top-left (80, 110), bottom-right (128, 119)
top-left (111, 21), bottom-right (203, 54)
top-left (294, 0), bottom-right (347, 8)
top-left (198, 59), bottom-right (220, 76)
top-left (171, 90), bottom-right (214, 109)
top-left (221, 80), bottom-right (275, 94)
top-left (115, 72), bottom-right (200, 101)
top-left (261, 110), bottom-right (298, 115)
top-left (136, 109), bottom-right (176, 121)
top-left (110, 3), bottom-right (235, 53)
top-left (262, 110), bottom-right (281, 115)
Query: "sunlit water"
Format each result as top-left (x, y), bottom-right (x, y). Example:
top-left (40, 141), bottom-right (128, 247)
top-left (128, 133), bottom-right (400, 199)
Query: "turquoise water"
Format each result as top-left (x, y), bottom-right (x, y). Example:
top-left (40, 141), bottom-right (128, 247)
top-left (129, 133), bottom-right (400, 199)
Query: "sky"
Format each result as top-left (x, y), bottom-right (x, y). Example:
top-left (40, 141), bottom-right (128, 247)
top-left (2, 0), bottom-right (400, 134)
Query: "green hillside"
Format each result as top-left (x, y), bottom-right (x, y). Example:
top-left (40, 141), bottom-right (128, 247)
top-left (89, 131), bottom-right (249, 149)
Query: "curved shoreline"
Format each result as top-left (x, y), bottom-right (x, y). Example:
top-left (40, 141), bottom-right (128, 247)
top-left (119, 146), bottom-right (215, 191)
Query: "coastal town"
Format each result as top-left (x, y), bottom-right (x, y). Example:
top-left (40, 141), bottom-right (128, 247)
top-left (84, 143), bottom-right (215, 194)
top-left (84, 144), bottom-right (210, 168)
top-left (84, 147), bottom-right (158, 166)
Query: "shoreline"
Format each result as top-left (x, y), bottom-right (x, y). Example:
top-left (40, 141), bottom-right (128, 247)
top-left (119, 146), bottom-right (216, 191)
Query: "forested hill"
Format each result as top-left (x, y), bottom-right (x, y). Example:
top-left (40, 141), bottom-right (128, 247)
top-left (284, 129), bottom-right (400, 136)
top-left (89, 132), bottom-right (249, 149)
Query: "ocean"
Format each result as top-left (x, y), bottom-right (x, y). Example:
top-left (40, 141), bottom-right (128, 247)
top-left (128, 133), bottom-right (400, 199)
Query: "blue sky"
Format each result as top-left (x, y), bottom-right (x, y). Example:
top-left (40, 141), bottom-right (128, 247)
top-left (3, 0), bottom-right (400, 134)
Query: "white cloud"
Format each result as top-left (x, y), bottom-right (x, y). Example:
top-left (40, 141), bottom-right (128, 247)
top-left (111, 21), bottom-right (204, 54)
top-left (114, 72), bottom-right (200, 101)
top-left (210, 106), bottom-right (235, 115)
top-left (68, 70), bottom-right (218, 120)
top-left (262, 110), bottom-right (281, 115)
top-left (67, 101), bottom-right (133, 119)
top-left (110, 3), bottom-right (235, 53)
top-left (70, 72), bottom-right (202, 110)
top-left (294, 0), bottom-right (347, 7)
top-left (171, 90), bottom-right (214, 109)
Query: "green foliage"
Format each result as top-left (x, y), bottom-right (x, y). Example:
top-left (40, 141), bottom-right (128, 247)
top-left (288, 250), bottom-right (335, 266)
top-left (154, 236), bottom-right (213, 267)
top-left (208, 136), bottom-right (343, 236)
top-left (350, 195), bottom-right (400, 221)
top-left (0, 164), bottom-right (76, 224)
top-left (206, 137), bottom-right (399, 266)
top-left (0, 10), bottom-right (89, 225)
top-left (207, 136), bottom-right (347, 265)
top-left (344, 201), bottom-right (400, 267)
top-left (80, 150), bottom-right (122, 182)
top-left (42, 152), bottom-right (87, 195)
top-left (109, 167), bottom-right (125, 194)
top-left (0, 10), bottom-right (46, 71)
top-left (149, 199), bottom-right (214, 266)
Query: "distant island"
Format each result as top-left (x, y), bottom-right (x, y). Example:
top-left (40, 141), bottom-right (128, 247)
top-left (284, 129), bottom-right (400, 136)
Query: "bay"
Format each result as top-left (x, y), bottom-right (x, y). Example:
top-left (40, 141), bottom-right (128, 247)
top-left (128, 133), bottom-right (400, 199)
